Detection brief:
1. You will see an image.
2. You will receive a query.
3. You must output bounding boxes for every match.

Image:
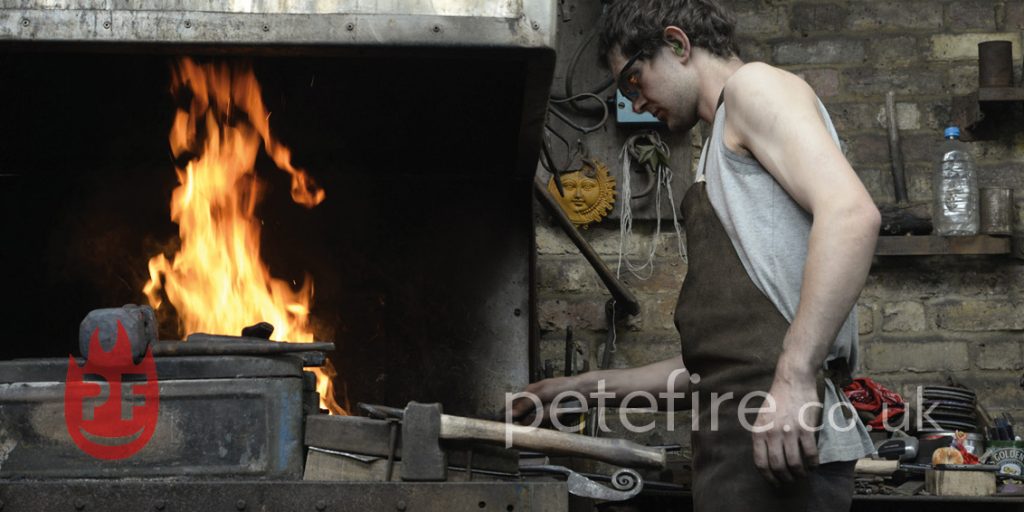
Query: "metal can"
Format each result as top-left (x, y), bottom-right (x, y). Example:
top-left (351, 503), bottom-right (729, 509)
top-left (985, 441), bottom-right (1024, 477)
top-left (980, 187), bottom-right (1013, 235)
top-left (979, 41), bottom-right (1014, 88)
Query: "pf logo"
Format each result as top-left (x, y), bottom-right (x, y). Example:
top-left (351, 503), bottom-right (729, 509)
top-left (65, 320), bottom-right (160, 460)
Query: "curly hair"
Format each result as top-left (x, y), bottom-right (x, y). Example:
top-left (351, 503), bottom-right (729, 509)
top-left (598, 0), bottom-right (740, 67)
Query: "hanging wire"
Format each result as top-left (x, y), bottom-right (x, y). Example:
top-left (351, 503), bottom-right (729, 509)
top-left (616, 131), bottom-right (688, 280)
top-left (540, 125), bottom-right (575, 177)
top-left (550, 5), bottom-right (614, 115)
top-left (548, 93), bottom-right (609, 134)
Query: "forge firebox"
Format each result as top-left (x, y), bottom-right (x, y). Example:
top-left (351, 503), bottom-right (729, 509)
top-left (0, 0), bottom-right (556, 416)
top-left (0, 2), bottom-right (566, 511)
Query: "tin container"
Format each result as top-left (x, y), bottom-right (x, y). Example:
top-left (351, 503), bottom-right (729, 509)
top-left (0, 356), bottom-right (305, 479)
top-left (980, 187), bottom-right (1013, 235)
top-left (979, 41), bottom-right (1014, 87)
top-left (985, 440), bottom-right (1024, 476)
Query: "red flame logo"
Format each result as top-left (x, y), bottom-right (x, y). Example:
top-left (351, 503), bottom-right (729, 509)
top-left (65, 320), bottom-right (160, 460)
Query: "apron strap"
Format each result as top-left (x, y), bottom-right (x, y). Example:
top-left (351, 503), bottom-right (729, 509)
top-left (695, 90), bottom-right (728, 183)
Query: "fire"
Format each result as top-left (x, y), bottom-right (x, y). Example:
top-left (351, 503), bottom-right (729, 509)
top-left (144, 57), bottom-right (345, 415)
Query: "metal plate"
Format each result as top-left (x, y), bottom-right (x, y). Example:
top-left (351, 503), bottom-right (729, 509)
top-left (13, 0), bottom-right (523, 17)
top-left (0, 1), bottom-right (555, 49)
top-left (0, 481), bottom-right (568, 512)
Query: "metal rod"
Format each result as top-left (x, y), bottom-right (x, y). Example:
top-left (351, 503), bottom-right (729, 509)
top-left (600, 299), bottom-right (617, 370)
top-left (384, 420), bottom-right (399, 482)
top-left (152, 339), bottom-right (335, 356)
top-left (532, 176), bottom-right (640, 315)
top-left (563, 326), bottom-right (574, 377)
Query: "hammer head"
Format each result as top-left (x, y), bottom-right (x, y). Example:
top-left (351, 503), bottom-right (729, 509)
top-left (79, 305), bottom-right (158, 364)
top-left (400, 402), bottom-right (447, 481)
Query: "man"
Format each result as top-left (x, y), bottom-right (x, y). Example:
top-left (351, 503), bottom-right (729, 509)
top-left (512, 1), bottom-right (881, 510)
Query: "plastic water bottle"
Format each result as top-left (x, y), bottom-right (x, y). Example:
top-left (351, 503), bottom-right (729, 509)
top-left (933, 126), bottom-right (979, 236)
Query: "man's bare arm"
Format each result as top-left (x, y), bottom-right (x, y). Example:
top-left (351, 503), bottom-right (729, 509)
top-left (509, 355), bottom-right (689, 421)
top-left (723, 63), bottom-right (880, 484)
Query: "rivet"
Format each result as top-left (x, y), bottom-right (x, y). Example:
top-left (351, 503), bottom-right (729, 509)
top-left (183, 20), bottom-right (192, 28)
top-left (262, 24), bottom-right (270, 32)
top-left (235, 499), bottom-right (246, 510)
top-left (531, 21), bottom-right (540, 30)
top-left (20, 18), bottom-right (29, 27)
top-left (154, 500), bottom-right (166, 511)
top-left (432, 25), bottom-right (441, 33)
top-left (102, 21), bottom-right (111, 29)
top-left (346, 23), bottom-right (355, 31)
top-left (315, 500), bottom-right (326, 511)
top-left (513, 308), bottom-right (522, 317)
top-left (74, 499), bottom-right (86, 510)
top-left (396, 500), bottom-right (407, 511)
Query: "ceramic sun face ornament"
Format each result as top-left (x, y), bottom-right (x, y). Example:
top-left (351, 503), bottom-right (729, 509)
top-left (547, 160), bottom-right (616, 229)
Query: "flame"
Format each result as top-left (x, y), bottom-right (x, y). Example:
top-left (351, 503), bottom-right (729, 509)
top-left (144, 57), bottom-right (344, 415)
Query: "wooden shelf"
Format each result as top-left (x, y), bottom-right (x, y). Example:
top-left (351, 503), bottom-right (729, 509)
top-left (978, 87), bottom-right (1024, 102)
top-left (953, 88), bottom-right (1024, 141)
top-left (875, 235), bottom-right (1012, 256)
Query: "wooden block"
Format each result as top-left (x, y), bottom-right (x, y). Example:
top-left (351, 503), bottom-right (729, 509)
top-left (925, 469), bottom-right (996, 496)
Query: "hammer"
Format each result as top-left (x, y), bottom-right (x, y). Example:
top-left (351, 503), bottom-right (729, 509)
top-left (878, 90), bottom-right (932, 236)
top-left (363, 402), bottom-right (666, 481)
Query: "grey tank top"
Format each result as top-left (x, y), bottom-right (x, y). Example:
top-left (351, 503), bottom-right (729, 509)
top-left (694, 99), bottom-right (875, 464)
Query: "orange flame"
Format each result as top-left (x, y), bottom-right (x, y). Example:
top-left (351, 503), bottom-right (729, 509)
top-left (144, 57), bottom-right (344, 415)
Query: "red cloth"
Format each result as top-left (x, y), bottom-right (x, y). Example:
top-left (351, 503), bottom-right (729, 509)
top-left (843, 377), bottom-right (905, 431)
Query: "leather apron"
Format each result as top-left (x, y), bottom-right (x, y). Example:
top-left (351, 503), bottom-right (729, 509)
top-left (675, 179), bottom-right (827, 511)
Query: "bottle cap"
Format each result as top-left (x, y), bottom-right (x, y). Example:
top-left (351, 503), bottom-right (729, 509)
top-left (944, 126), bottom-right (961, 138)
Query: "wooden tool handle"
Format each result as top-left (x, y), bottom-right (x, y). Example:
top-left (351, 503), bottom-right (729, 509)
top-left (885, 90), bottom-right (909, 204)
top-left (855, 458), bottom-right (900, 476)
top-left (439, 414), bottom-right (667, 469)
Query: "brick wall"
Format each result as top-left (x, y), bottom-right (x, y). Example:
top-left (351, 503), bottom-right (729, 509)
top-left (536, 0), bottom-right (1024, 443)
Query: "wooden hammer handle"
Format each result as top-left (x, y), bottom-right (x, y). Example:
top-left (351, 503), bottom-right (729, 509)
top-left (439, 414), bottom-right (667, 469)
top-left (855, 458), bottom-right (900, 476)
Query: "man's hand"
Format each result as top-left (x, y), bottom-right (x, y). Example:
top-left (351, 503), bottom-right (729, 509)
top-left (751, 366), bottom-right (821, 486)
top-left (505, 355), bottom-right (690, 425)
top-left (508, 376), bottom-right (581, 425)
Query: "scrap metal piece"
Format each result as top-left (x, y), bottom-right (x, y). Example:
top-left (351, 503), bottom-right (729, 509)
top-left (307, 446), bottom-right (383, 464)
top-left (524, 465), bottom-right (643, 501)
top-left (358, 402), bottom-right (406, 420)
top-left (241, 321), bottom-right (275, 339)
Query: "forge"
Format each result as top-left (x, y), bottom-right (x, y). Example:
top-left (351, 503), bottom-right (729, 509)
top-left (0, 8), bottom-right (555, 417)
top-left (0, 2), bottom-right (587, 510)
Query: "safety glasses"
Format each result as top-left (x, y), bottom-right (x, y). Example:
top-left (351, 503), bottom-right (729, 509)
top-left (616, 50), bottom-right (646, 101)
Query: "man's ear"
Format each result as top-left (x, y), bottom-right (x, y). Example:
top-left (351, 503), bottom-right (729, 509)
top-left (663, 26), bottom-right (691, 61)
